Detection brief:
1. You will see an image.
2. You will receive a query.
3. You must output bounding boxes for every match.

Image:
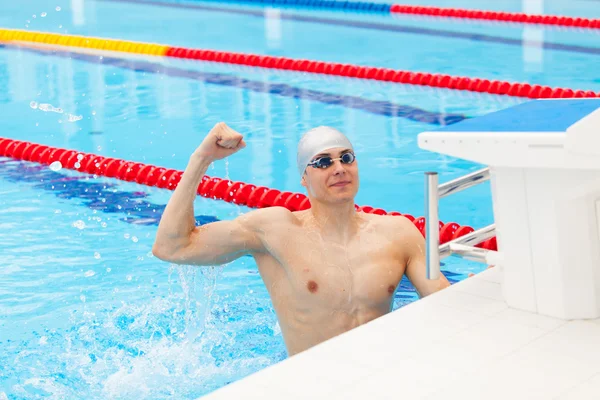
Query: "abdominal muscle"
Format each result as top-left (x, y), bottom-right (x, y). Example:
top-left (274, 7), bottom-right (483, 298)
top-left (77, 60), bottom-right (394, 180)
top-left (278, 303), bottom-right (391, 356)
top-left (257, 253), bottom-right (395, 357)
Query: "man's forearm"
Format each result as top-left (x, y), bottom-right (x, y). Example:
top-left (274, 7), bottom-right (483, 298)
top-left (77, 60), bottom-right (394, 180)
top-left (154, 154), bottom-right (213, 253)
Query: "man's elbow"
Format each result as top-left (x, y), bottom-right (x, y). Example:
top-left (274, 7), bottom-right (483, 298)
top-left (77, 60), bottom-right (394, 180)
top-left (435, 277), bottom-right (451, 294)
top-left (151, 242), bottom-right (168, 261)
top-left (152, 240), bottom-right (179, 263)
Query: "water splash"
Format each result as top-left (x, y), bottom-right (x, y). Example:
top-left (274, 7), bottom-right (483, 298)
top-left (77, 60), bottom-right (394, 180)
top-left (72, 220), bottom-right (86, 230)
top-left (1, 264), bottom-right (282, 399)
top-left (30, 102), bottom-right (83, 122)
top-left (67, 114), bottom-right (83, 122)
top-left (49, 161), bottom-right (62, 172)
top-left (38, 103), bottom-right (63, 113)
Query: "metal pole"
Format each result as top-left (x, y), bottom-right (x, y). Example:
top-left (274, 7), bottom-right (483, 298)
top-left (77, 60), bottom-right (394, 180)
top-left (438, 168), bottom-right (490, 198)
top-left (425, 172), bottom-right (440, 280)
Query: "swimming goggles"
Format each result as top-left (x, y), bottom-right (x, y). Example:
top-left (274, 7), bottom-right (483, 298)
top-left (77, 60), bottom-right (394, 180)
top-left (307, 152), bottom-right (356, 169)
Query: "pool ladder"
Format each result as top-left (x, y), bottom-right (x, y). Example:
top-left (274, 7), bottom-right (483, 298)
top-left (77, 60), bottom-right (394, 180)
top-left (425, 168), bottom-right (500, 280)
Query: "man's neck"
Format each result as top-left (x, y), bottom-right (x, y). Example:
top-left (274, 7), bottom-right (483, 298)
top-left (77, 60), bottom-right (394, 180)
top-left (307, 200), bottom-right (359, 244)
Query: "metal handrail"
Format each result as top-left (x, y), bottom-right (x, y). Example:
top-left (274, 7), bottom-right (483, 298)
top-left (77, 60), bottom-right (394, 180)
top-left (438, 168), bottom-right (490, 198)
top-left (425, 167), bottom-right (498, 279)
top-left (439, 224), bottom-right (496, 259)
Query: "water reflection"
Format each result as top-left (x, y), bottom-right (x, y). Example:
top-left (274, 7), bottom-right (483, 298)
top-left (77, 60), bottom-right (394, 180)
top-left (0, 41), bottom-right (518, 215)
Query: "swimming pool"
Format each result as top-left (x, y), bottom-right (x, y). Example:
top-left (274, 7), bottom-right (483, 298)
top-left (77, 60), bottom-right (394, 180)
top-left (1, 0), bottom-right (599, 398)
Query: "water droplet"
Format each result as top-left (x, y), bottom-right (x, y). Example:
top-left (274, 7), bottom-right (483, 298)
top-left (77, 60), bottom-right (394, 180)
top-left (58, 24), bottom-right (62, 28)
top-left (101, 222), bottom-right (107, 228)
top-left (67, 114), bottom-right (83, 122)
top-left (39, 336), bottom-right (48, 345)
top-left (72, 220), bottom-right (86, 230)
top-left (106, 268), bottom-right (112, 272)
top-left (84, 270), bottom-right (95, 277)
top-left (49, 161), bottom-right (62, 171)
top-left (80, 295), bottom-right (86, 302)
top-left (41, 12), bottom-right (47, 17)
top-left (93, 252), bottom-right (101, 260)
top-left (74, 162), bottom-right (81, 168)
top-left (54, 209), bottom-right (61, 214)
top-left (131, 236), bottom-right (139, 243)
top-left (30, 101), bottom-right (38, 109)
top-left (126, 275), bottom-right (132, 281)
top-left (136, 256), bottom-right (144, 261)
top-left (124, 233), bottom-right (130, 239)
top-left (32, 14), bottom-right (36, 18)
top-left (56, 6), bottom-right (61, 11)
top-left (96, 146), bottom-right (102, 151)
top-left (77, 154), bottom-right (84, 160)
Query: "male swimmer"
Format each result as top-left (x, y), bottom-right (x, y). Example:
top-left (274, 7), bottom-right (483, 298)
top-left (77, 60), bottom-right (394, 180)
top-left (153, 122), bottom-right (450, 356)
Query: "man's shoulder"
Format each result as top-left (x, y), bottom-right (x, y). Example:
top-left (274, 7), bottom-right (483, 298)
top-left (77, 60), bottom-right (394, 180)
top-left (365, 212), bottom-right (415, 227)
top-left (237, 206), bottom-right (297, 228)
top-left (365, 212), bottom-right (422, 238)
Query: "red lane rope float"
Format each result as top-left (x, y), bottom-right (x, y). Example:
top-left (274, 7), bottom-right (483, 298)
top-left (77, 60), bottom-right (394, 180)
top-left (390, 5), bottom-right (600, 30)
top-left (0, 137), bottom-right (497, 250)
top-left (0, 28), bottom-right (597, 99)
top-left (163, 48), bottom-right (598, 99)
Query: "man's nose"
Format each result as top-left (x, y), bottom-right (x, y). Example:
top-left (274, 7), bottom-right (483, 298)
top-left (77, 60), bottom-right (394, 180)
top-left (332, 159), bottom-right (346, 174)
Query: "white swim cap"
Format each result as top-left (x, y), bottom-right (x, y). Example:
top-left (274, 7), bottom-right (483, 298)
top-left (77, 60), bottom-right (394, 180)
top-left (296, 126), bottom-right (354, 175)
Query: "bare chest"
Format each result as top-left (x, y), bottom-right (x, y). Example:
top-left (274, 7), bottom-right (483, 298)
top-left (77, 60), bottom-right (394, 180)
top-left (260, 230), bottom-right (406, 308)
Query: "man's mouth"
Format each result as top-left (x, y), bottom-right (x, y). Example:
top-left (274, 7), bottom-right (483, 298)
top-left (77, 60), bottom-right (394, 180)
top-left (330, 181), bottom-right (351, 187)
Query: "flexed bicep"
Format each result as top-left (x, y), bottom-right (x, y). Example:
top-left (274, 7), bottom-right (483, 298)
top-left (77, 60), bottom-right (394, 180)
top-left (153, 211), bottom-right (265, 266)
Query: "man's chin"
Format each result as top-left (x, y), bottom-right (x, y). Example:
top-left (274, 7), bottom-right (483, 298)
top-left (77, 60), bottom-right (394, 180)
top-left (328, 193), bottom-right (356, 204)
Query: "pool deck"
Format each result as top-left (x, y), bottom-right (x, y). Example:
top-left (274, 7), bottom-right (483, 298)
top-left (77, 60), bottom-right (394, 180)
top-left (201, 266), bottom-right (600, 399)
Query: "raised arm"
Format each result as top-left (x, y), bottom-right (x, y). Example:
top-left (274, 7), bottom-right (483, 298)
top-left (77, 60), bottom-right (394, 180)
top-left (401, 218), bottom-right (451, 298)
top-left (152, 122), bottom-right (264, 266)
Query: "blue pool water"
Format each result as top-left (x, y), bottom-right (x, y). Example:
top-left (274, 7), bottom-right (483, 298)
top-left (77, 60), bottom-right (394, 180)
top-left (1, 0), bottom-right (599, 398)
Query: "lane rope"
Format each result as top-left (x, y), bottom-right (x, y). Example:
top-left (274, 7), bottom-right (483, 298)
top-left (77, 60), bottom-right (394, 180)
top-left (0, 28), bottom-right (597, 99)
top-left (0, 137), bottom-right (498, 250)
top-left (156, 0), bottom-right (600, 30)
top-left (389, 4), bottom-right (600, 30)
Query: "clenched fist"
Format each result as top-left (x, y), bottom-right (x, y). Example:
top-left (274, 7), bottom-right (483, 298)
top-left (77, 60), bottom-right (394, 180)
top-left (193, 122), bottom-right (247, 161)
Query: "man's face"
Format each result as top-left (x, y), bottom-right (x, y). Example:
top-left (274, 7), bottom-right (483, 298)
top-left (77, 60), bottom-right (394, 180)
top-left (301, 147), bottom-right (359, 204)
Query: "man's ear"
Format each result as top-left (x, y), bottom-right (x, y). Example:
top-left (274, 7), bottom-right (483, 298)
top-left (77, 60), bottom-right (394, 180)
top-left (300, 172), bottom-right (307, 188)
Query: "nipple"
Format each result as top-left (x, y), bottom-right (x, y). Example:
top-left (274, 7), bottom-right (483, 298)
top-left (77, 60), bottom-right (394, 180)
top-left (307, 280), bottom-right (318, 293)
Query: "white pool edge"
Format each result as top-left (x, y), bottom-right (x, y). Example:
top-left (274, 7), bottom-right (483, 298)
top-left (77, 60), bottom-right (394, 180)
top-left (200, 266), bottom-right (600, 399)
